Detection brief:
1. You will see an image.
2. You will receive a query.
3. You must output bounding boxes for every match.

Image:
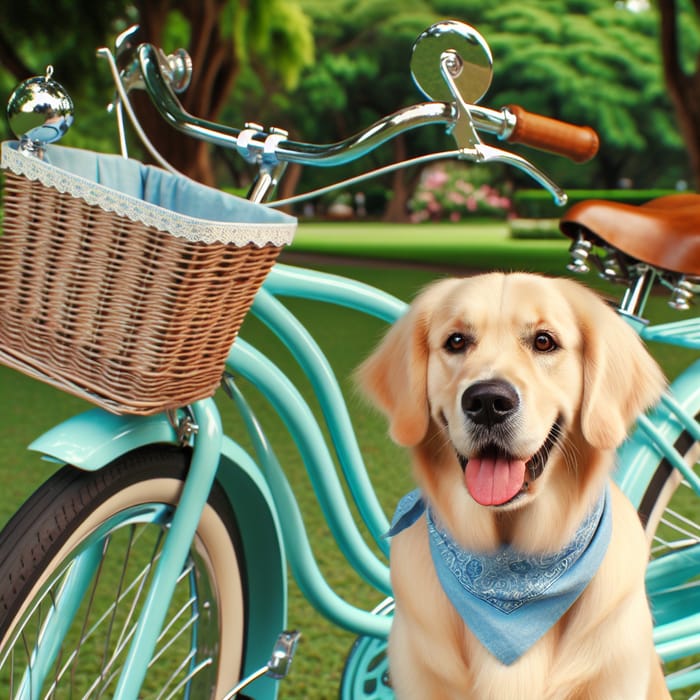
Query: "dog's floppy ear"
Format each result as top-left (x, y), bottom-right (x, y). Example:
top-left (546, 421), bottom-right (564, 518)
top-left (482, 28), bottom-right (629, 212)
top-left (357, 281), bottom-right (451, 447)
top-left (556, 278), bottom-right (666, 450)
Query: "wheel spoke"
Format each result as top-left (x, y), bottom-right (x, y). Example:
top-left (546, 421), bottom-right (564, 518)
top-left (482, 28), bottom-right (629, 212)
top-left (160, 656), bottom-right (214, 700)
top-left (100, 527), bottom-right (133, 673)
top-left (110, 526), bottom-right (165, 667)
top-left (69, 537), bottom-right (110, 691)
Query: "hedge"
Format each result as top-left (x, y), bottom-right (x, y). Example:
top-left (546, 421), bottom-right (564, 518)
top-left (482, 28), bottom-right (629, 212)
top-left (513, 188), bottom-right (680, 219)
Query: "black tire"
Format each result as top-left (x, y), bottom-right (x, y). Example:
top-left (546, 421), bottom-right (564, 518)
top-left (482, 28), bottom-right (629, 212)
top-left (0, 444), bottom-right (247, 698)
top-left (637, 410), bottom-right (700, 548)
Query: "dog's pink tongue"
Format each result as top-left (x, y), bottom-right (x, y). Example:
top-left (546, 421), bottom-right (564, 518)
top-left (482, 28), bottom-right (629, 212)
top-left (465, 457), bottom-right (526, 506)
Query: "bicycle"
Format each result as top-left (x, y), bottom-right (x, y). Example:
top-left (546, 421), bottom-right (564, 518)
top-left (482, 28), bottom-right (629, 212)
top-left (0, 18), bottom-right (697, 699)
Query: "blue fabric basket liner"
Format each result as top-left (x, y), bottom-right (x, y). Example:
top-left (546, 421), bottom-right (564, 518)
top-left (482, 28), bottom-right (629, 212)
top-left (1, 141), bottom-right (296, 247)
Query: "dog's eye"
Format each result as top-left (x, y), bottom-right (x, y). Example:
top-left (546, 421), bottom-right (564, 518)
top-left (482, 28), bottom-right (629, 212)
top-left (533, 332), bottom-right (557, 353)
top-left (444, 333), bottom-right (470, 353)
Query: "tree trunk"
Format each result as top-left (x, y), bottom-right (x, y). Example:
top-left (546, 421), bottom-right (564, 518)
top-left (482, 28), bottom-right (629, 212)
top-left (133, 0), bottom-right (238, 185)
top-left (383, 134), bottom-right (417, 222)
top-left (658, 0), bottom-right (700, 187)
top-left (0, 32), bottom-right (32, 79)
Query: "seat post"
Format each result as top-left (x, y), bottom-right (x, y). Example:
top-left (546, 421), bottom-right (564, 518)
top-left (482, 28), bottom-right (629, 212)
top-left (619, 267), bottom-right (657, 319)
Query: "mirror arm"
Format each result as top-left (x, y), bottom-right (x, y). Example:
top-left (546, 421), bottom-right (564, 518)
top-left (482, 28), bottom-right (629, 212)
top-left (440, 54), bottom-right (567, 205)
top-left (440, 52), bottom-right (483, 152)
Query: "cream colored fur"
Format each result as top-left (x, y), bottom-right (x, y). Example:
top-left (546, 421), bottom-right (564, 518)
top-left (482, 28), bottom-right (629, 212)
top-left (358, 272), bottom-right (670, 700)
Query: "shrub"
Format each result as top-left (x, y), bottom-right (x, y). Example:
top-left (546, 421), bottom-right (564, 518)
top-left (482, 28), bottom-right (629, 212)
top-left (513, 188), bottom-right (680, 219)
top-left (409, 163), bottom-right (513, 222)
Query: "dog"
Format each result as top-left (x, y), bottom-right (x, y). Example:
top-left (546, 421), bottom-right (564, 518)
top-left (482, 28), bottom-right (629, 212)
top-left (358, 272), bottom-right (670, 700)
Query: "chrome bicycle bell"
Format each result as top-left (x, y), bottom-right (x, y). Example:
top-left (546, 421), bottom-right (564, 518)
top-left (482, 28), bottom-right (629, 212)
top-left (7, 65), bottom-right (74, 155)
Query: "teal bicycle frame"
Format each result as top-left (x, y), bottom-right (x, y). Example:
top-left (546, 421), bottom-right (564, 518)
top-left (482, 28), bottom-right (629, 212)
top-left (26, 260), bottom-right (700, 698)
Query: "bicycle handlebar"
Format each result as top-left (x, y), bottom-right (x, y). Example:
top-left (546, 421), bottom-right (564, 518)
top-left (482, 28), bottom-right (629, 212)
top-left (93, 25), bottom-right (601, 207)
top-left (135, 44), bottom-right (485, 166)
top-left (137, 42), bottom-right (452, 164)
top-left (135, 44), bottom-right (597, 168)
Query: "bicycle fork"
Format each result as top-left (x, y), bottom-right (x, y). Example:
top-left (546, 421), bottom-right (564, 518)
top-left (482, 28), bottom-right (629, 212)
top-left (19, 397), bottom-right (301, 699)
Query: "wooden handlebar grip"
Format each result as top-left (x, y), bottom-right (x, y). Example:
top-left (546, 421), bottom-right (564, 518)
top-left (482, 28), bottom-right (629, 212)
top-left (504, 104), bottom-right (599, 163)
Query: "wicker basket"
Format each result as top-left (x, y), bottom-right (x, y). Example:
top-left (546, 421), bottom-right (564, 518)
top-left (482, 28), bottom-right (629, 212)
top-left (0, 141), bottom-right (296, 415)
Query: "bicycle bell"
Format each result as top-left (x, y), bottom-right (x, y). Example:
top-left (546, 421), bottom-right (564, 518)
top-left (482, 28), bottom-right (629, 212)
top-left (410, 21), bottom-right (493, 104)
top-left (7, 65), bottom-right (74, 155)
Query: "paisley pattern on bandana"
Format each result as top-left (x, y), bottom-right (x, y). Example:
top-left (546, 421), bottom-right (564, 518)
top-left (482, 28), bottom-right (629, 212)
top-left (386, 487), bottom-right (612, 665)
top-left (426, 494), bottom-right (606, 614)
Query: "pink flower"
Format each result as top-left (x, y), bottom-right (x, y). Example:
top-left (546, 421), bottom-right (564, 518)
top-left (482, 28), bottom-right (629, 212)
top-left (456, 180), bottom-right (474, 194)
top-left (424, 169), bottom-right (449, 188)
top-left (427, 199), bottom-right (441, 214)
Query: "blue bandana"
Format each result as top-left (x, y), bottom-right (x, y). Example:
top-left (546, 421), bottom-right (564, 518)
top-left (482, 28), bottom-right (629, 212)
top-left (386, 486), bottom-right (612, 665)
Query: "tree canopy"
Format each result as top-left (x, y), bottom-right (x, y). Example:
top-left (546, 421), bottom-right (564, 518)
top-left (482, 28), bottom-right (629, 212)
top-left (0, 0), bottom-right (315, 183)
top-left (471, 0), bottom-right (692, 188)
top-left (0, 0), bottom-right (697, 206)
top-left (225, 0), bottom-right (695, 217)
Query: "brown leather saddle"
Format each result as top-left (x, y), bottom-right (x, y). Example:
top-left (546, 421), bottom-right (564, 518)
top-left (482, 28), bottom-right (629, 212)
top-left (559, 193), bottom-right (700, 276)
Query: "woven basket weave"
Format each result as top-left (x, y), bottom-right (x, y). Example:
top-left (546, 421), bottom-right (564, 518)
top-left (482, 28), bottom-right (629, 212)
top-left (0, 142), bottom-right (296, 415)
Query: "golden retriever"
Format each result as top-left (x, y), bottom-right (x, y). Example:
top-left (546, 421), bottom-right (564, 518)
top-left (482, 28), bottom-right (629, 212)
top-left (359, 272), bottom-right (670, 700)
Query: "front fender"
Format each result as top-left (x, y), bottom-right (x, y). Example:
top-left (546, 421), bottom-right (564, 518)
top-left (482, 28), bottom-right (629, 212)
top-left (28, 408), bottom-right (177, 470)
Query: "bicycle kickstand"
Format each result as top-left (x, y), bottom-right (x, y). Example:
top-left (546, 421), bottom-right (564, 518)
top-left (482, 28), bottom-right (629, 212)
top-left (222, 630), bottom-right (302, 699)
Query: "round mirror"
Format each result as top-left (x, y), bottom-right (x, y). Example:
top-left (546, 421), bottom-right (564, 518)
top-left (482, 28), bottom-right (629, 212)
top-left (411, 21), bottom-right (493, 104)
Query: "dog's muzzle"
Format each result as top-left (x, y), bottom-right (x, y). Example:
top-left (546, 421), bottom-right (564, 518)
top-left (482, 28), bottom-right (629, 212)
top-left (455, 400), bottom-right (563, 507)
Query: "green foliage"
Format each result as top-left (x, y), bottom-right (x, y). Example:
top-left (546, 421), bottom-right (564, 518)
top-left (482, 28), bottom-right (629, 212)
top-left (473, 2), bottom-right (689, 187)
top-left (225, 0), bottom-right (696, 201)
top-left (0, 0), bottom-right (315, 160)
top-left (0, 1), bottom-right (698, 194)
top-left (0, 0), bottom-right (131, 151)
top-left (230, 0), bottom-right (315, 90)
top-left (161, 10), bottom-right (191, 51)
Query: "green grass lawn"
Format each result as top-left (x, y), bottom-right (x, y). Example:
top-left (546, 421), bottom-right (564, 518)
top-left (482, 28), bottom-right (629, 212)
top-left (289, 220), bottom-right (573, 274)
top-left (0, 221), bottom-right (695, 698)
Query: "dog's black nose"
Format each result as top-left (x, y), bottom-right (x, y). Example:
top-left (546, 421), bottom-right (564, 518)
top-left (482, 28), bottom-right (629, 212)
top-left (462, 380), bottom-right (520, 426)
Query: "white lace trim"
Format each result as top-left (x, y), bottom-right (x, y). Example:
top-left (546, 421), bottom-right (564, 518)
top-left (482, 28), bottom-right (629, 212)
top-left (1, 142), bottom-right (296, 248)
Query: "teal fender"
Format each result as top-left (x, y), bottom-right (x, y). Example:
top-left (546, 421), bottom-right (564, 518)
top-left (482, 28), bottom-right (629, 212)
top-left (28, 409), bottom-right (177, 469)
top-left (29, 408), bottom-right (287, 699)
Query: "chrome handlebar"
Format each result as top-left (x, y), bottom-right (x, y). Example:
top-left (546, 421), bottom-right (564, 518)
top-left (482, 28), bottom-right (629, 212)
top-left (136, 41), bottom-right (459, 166)
top-left (98, 35), bottom-right (568, 204)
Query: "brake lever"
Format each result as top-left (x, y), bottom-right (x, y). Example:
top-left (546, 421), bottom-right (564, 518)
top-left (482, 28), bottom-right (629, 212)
top-left (439, 52), bottom-right (568, 206)
top-left (469, 144), bottom-right (567, 205)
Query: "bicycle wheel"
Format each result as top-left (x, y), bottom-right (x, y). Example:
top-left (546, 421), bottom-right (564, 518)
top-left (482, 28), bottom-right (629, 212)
top-left (0, 444), bottom-right (246, 698)
top-left (632, 405), bottom-right (700, 698)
